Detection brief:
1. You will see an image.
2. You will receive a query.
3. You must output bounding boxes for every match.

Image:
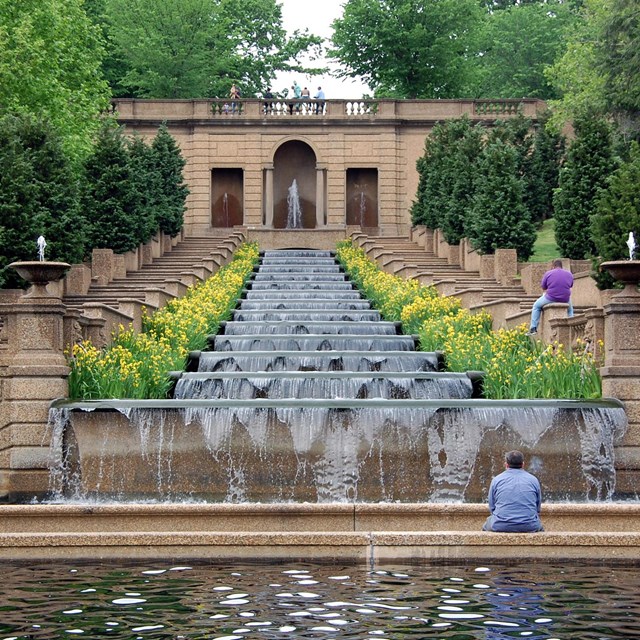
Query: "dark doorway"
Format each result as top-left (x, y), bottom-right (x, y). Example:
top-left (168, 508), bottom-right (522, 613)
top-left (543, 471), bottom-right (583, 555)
top-left (346, 168), bottom-right (378, 228)
top-left (273, 141), bottom-right (317, 229)
top-left (211, 168), bottom-right (243, 227)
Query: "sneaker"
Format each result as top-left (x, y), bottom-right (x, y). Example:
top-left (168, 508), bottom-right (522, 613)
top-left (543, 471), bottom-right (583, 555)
top-left (527, 328), bottom-right (537, 335)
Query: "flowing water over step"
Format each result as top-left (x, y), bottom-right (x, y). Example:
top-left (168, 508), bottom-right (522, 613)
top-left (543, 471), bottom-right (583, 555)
top-left (50, 249), bottom-right (628, 503)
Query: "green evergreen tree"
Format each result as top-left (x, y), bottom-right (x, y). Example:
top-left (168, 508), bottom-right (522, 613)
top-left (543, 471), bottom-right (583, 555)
top-left (0, 114), bottom-right (84, 288)
top-left (411, 121), bottom-right (460, 232)
top-left (467, 138), bottom-right (536, 260)
top-left (591, 141), bottom-right (640, 288)
top-left (526, 116), bottom-right (566, 226)
top-left (127, 134), bottom-right (160, 244)
top-left (553, 112), bottom-right (617, 259)
top-left (151, 123), bottom-right (189, 237)
top-left (441, 118), bottom-right (483, 245)
top-left (81, 121), bottom-right (142, 253)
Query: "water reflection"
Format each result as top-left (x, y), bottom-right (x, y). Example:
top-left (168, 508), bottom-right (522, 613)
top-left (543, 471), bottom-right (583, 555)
top-left (1, 562), bottom-right (640, 638)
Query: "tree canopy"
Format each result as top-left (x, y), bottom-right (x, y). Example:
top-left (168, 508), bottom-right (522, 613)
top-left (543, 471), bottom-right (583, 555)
top-left (100, 0), bottom-right (322, 98)
top-left (330, 0), bottom-right (483, 98)
top-left (0, 0), bottom-right (111, 160)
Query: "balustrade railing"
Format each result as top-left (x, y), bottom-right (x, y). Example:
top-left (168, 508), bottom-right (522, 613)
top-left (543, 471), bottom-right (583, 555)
top-left (209, 99), bottom-right (379, 118)
top-left (474, 100), bottom-right (523, 116)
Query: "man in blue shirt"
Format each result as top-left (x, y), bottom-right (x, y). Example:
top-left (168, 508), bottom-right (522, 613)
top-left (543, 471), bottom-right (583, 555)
top-left (482, 450), bottom-right (544, 533)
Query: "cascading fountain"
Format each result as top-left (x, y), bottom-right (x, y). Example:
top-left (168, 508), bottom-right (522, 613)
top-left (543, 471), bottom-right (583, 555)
top-left (49, 250), bottom-right (627, 504)
top-left (286, 179), bottom-right (302, 229)
top-left (359, 191), bottom-right (366, 227)
top-left (222, 192), bottom-right (229, 227)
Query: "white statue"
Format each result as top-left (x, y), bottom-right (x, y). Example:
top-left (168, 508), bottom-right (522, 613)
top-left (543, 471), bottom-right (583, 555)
top-left (37, 235), bottom-right (46, 262)
top-left (627, 232), bottom-right (636, 261)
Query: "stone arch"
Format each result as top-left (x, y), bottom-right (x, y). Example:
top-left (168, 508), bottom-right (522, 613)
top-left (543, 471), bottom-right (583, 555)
top-left (272, 140), bottom-right (318, 229)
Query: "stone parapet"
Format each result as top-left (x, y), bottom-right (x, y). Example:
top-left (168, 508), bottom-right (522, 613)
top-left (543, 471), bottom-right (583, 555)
top-left (1, 503), bottom-right (640, 562)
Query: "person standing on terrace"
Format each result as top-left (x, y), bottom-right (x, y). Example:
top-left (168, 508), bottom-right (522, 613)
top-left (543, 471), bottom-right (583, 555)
top-left (528, 259), bottom-right (574, 335)
top-left (483, 450), bottom-right (544, 533)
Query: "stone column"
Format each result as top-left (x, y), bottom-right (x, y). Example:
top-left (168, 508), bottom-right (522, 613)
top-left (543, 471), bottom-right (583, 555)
top-left (264, 165), bottom-right (274, 228)
top-left (316, 166), bottom-right (326, 227)
top-left (599, 262), bottom-right (640, 497)
top-left (0, 264), bottom-right (70, 502)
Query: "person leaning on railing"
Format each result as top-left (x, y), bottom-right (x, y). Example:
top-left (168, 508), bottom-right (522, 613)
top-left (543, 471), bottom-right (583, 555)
top-left (314, 86), bottom-right (325, 115)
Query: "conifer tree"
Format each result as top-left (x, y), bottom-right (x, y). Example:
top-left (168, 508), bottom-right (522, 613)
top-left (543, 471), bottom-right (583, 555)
top-left (0, 114), bottom-right (84, 288)
top-left (526, 117), bottom-right (565, 226)
top-left (553, 112), bottom-right (617, 259)
top-left (467, 138), bottom-right (536, 260)
top-left (411, 122), bottom-right (450, 230)
top-left (591, 141), bottom-right (640, 288)
top-left (127, 134), bottom-right (160, 244)
top-left (441, 118), bottom-right (483, 245)
top-left (151, 124), bottom-right (189, 237)
top-left (81, 122), bottom-right (142, 253)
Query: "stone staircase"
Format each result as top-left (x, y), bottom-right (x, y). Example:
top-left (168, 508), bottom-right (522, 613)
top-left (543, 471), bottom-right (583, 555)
top-left (349, 231), bottom-right (596, 344)
top-left (62, 231), bottom-right (245, 343)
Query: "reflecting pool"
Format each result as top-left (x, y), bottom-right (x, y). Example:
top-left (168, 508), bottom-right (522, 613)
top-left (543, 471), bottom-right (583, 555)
top-left (1, 562), bottom-right (639, 639)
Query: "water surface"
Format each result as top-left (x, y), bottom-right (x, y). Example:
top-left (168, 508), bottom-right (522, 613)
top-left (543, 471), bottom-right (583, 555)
top-left (2, 562), bottom-right (640, 638)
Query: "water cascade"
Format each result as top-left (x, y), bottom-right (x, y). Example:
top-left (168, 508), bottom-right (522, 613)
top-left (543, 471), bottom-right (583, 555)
top-left (286, 179), bottom-right (302, 229)
top-left (50, 250), bottom-right (627, 503)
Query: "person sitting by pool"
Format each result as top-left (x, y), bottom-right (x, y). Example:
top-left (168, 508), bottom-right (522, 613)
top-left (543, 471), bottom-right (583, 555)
top-left (482, 450), bottom-right (544, 533)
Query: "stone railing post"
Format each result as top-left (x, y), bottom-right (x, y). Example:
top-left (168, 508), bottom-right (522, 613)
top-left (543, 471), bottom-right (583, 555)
top-left (0, 263), bottom-right (70, 502)
top-left (494, 248), bottom-right (518, 286)
top-left (599, 262), bottom-right (640, 497)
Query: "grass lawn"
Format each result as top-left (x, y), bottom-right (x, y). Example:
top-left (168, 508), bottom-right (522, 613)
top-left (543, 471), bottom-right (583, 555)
top-left (529, 218), bottom-right (560, 263)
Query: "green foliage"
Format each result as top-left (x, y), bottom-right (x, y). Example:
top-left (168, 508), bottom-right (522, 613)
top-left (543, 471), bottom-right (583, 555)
top-left (101, 0), bottom-right (322, 99)
top-left (591, 141), bottom-right (640, 288)
top-left (545, 0), bottom-right (610, 129)
top-left (81, 122), bottom-right (143, 253)
top-left (411, 117), bottom-right (483, 243)
top-left (127, 135), bottom-right (160, 244)
top-left (597, 0), bottom-right (640, 137)
top-left (151, 124), bottom-right (189, 237)
top-left (0, 0), bottom-right (111, 162)
top-left (330, 0), bottom-right (483, 98)
top-left (475, 1), bottom-right (576, 100)
top-left (553, 112), bottom-right (617, 259)
top-left (0, 114), bottom-right (85, 288)
top-left (526, 115), bottom-right (566, 225)
top-left (467, 138), bottom-right (536, 260)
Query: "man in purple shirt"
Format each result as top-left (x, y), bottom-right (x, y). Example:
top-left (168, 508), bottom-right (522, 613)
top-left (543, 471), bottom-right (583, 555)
top-left (528, 259), bottom-right (574, 334)
top-left (482, 450), bottom-right (544, 533)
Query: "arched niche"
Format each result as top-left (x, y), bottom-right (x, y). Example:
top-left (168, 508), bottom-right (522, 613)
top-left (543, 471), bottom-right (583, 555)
top-left (273, 140), bottom-right (317, 229)
top-left (346, 168), bottom-right (378, 228)
top-left (211, 168), bottom-right (243, 227)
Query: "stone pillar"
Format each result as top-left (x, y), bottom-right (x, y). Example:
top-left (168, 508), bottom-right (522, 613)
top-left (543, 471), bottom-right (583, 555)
top-left (494, 248), bottom-right (518, 286)
top-left (264, 165), bottom-right (274, 228)
top-left (599, 264), bottom-right (640, 497)
top-left (316, 166), bottom-right (325, 227)
top-left (91, 248), bottom-right (114, 286)
top-left (0, 275), bottom-right (69, 502)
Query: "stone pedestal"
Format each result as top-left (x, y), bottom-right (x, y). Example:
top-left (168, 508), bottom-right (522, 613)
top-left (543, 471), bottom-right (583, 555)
top-left (1, 263), bottom-right (70, 502)
top-left (599, 261), bottom-right (640, 496)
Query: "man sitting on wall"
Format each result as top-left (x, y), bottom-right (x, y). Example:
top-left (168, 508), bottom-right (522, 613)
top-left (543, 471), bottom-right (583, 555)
top-left (528, 259), bottom-right (574, 335)
top-left (483, 450), bottom-right (544, 533)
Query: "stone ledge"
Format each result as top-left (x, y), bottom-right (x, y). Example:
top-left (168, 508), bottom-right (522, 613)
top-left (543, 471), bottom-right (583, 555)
top-left (1, 530), bottom-right (639, 563)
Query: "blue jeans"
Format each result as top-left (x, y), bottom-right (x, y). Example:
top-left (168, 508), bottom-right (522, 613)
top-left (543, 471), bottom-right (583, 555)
top-left (530, 294), bottom-right (573, 331)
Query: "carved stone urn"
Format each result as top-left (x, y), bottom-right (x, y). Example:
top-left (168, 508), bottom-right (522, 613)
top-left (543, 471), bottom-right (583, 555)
top-left (9, 261), bottom-right (70, 297)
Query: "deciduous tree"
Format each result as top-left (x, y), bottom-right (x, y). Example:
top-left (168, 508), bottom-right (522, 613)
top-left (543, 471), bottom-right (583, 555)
top-left (330, 0), bottom-right (483, 98)
top-left (0, 0), bottom-right (110, 161)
